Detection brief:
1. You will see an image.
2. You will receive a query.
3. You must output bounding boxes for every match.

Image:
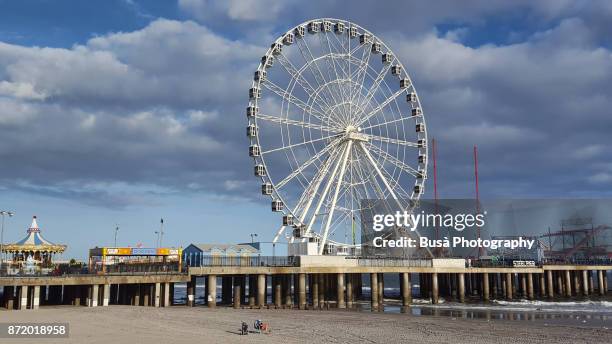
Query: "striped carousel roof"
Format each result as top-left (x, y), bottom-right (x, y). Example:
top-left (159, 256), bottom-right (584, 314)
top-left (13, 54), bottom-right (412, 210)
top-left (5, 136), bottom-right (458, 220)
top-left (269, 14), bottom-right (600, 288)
top-left (2, 216), bottom-right (67, 253)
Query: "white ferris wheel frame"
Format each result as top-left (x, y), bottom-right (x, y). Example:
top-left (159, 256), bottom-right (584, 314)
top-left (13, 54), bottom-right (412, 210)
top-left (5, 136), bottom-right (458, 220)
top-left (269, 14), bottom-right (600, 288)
top-left (247, 18), bottom-right (428, 255)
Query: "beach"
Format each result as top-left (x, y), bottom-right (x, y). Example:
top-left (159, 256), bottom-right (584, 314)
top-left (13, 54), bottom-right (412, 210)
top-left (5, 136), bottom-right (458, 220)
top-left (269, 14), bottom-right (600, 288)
top-left (1, 305), bottom-right (609, 344)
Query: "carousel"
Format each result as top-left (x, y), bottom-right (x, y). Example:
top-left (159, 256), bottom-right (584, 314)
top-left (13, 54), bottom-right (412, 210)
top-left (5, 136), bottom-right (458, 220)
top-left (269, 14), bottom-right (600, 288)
top-left (2, 216), bottom-right (67, 272)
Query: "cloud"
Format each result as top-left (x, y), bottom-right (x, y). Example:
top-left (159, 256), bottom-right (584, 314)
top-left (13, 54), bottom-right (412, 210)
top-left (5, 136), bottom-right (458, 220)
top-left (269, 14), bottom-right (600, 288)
top-left (179, 0), bottom-right (289, 21)
top-left (0, 2), bottom-right (611, 209)
top-left (588, 173), bottom-right (612, 184)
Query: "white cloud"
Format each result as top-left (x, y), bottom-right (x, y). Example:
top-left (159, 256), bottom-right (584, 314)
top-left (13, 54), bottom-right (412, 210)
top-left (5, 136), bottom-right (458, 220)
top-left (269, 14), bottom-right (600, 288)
top-left (588, 173), bottom-right (612, 184)
top-left (179, 0), bottom-right (290, 21)
top-left (0, 81), bottom-right (47, 100)
top-left (1, 4), bottom-right (612, 206)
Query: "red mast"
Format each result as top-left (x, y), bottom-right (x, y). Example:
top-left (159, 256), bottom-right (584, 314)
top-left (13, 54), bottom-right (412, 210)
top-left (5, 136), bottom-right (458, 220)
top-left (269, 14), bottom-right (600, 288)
top-left (473, 145), bottom-right (482, 257)
top-left (432, 138), bottom-right (440, 255)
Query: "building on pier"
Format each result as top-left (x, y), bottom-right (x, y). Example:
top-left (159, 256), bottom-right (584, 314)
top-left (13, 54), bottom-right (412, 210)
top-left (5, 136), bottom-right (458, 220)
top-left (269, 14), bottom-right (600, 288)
top-left (1, 216), bottom-right (67, 274)
top-left (88, 247), bottom-right (182, 274)
top-left (182, 243), bottom-right (259, 267)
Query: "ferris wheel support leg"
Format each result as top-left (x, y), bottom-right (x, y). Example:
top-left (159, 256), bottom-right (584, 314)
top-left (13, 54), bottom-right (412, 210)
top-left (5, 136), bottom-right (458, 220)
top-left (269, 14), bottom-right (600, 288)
top-left (318, 141), bottom-right (353, 255)
top-left (272, 226), bottom-right (286, 244)
top-left (305, 143), bottom-right (347, 240)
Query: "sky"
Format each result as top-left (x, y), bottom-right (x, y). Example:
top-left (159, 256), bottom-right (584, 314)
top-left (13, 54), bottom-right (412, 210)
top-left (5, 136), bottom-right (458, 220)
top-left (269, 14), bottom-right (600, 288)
top-left (0, 0), bottom-right (611, 259)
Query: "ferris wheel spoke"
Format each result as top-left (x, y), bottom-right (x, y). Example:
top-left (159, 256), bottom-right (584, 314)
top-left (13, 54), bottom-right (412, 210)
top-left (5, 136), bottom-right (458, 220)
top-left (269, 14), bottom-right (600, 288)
top-left (304, 141), bottom-right (348, 236)
top-left (293, 40), bottom-right (340, 123)
top-left (275, 136), bottom-right (342, 190)
top-left (355, 59), bottom-right (395, 116)
top-left (355, 88), bottom-right (405, 128)
top-left (357, 142), bottom-right (400, 201)
top-left (261, 133), bottom-right (340, 155)
top-left (318, 140), bottom-right (353, 254)
top-left (366, 142), bottom-right (421, 178)
top-left (257, 113), bottom-right (340, 133)
top-left (276, 52), bottom-right (335, 113)
top-left (297, 38), bottom-right (344, 124)
top-left (320, 34), bottom-right (351, 124)
top-left (354, 48), bottom-right (372, 107)
top-left (322, 208), bottom-right (352, 240)
top-left (350, 40), bottom-right (372, 88)
top-left (360, 115), bottom-right (416, 131)
top-left (261, 80), bottom-right (328, 122)
top-left (366, 134), bottom-right (419, 148)
top-left (296, 148), bottom-right (338, 223)
top-left (317, 34), bottom-right (346, 121)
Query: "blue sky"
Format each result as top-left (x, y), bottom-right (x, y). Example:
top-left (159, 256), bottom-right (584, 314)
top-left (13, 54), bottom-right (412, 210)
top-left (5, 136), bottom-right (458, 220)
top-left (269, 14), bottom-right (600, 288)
top-left (0, 0), bottom-right (611, 259)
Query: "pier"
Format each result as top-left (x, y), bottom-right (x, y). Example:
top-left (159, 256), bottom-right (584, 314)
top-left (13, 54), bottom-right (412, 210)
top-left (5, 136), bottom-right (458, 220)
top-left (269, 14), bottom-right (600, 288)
top-left (2, 257), bottom-right (609, 311)
top-left (0, 273), bottom-right (188, 310)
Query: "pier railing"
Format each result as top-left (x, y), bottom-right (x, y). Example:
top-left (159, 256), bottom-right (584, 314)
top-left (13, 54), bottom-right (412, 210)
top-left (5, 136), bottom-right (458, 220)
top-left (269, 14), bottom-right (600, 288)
top-left (0, 262), bottom-right (184, 277)
top-left (541, 258), bottom-right (612, 266)
top-left (348, 257), bottom-right (433, 267)
top-left (184, 255), bottom-right (298, 268)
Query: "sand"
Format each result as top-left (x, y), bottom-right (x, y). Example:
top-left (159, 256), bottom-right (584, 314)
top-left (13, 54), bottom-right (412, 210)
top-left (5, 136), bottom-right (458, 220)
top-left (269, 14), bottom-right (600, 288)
top-left (1, 306), bottom-right (609, 343)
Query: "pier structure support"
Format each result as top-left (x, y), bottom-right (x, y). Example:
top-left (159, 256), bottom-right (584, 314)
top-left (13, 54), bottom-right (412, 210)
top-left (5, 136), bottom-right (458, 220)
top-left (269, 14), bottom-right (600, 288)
top-left (88, 284), bottom-right (98, 307)
top-left (311, 274), bottom-right (319, 309)
top-left (598, 270), bottom-right (605, 296)
top-left (233, 275), bottom-right (242, 309)
top-left (161, 283), bottom-right (169, 307)
top-left (589, 271), bottom-right (595, 295)
top-left (582, 270), bottom-right (589, 296)
top-left (400, 272), bottom-right (411, 306)
top-left (458, 273), bottom-right (465, 303)
top-left (604, 271), bottom-right (608, 294)
top-left (153, 283), bottom-right (161, 307)
top-left (102, 284), bottom-right (110, 306)
top-left (556, 271), bottom-right (564, 296)
top-left (318, 274), bottom-right (326, 309)
top-left (256, 274), bottom-right (265, 308)
top-left (482, 273), bottom-right (490, 302)
top-left (248, 275), bottom-right (256, 308)
top-left (337, 273), bottom-right (346, 309)
top-left (377, 273), bottom-right (384, 309)
top-left (207, 275), bottom-right (217, 308)
top-left (527, 273), bottom-right (534, 300)
top-left (520, 274), bottom-right (527, 298)
top-left (356, 274), bottom-right (363, 300)
top-left (298, 273), bottom-right (306, 310)
top-left (539, 273), bottom-right (546, 298)
top-left (346, 274), bottom-right (353, 308)
top-left (573, 271), bottom-right (581, 296)
top-left (283, 274), bottom-right (292, 308)
top-left (32, 285), bottom-right (40, 309)
top-left (431, 273), bottom-right (439, 304)
top-left (565, 270), bottom-right (572, 297)
top-left (273, 275), bottom-right (282, 308)
top-left (370, 273), bottom-right (378, 311)
top-left (187, 276), bottom-right (196, 307)
top-left (505, 273), bottom-right (513, 299)
top-left (17, 286), bottom-right (28, 310)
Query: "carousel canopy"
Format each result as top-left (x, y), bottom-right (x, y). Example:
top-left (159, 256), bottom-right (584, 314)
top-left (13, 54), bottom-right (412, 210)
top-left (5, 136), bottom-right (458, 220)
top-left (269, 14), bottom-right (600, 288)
top-left (2, 216), bottom-right (67, 253)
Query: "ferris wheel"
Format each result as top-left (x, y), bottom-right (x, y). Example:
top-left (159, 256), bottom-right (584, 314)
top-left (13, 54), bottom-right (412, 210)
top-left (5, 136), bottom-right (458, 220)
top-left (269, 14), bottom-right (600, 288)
top-left (247, 19), bottom-right (428, 255)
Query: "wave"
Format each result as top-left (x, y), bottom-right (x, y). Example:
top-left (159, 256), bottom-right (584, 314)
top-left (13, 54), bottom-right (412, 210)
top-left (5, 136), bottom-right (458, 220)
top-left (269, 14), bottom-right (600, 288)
top-left (419, 299), bottom-right (612, 314)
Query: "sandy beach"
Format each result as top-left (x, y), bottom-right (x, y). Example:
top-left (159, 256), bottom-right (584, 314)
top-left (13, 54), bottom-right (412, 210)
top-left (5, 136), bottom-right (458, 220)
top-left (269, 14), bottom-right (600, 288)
top-left (1, 306), bottom-right (609, 344)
